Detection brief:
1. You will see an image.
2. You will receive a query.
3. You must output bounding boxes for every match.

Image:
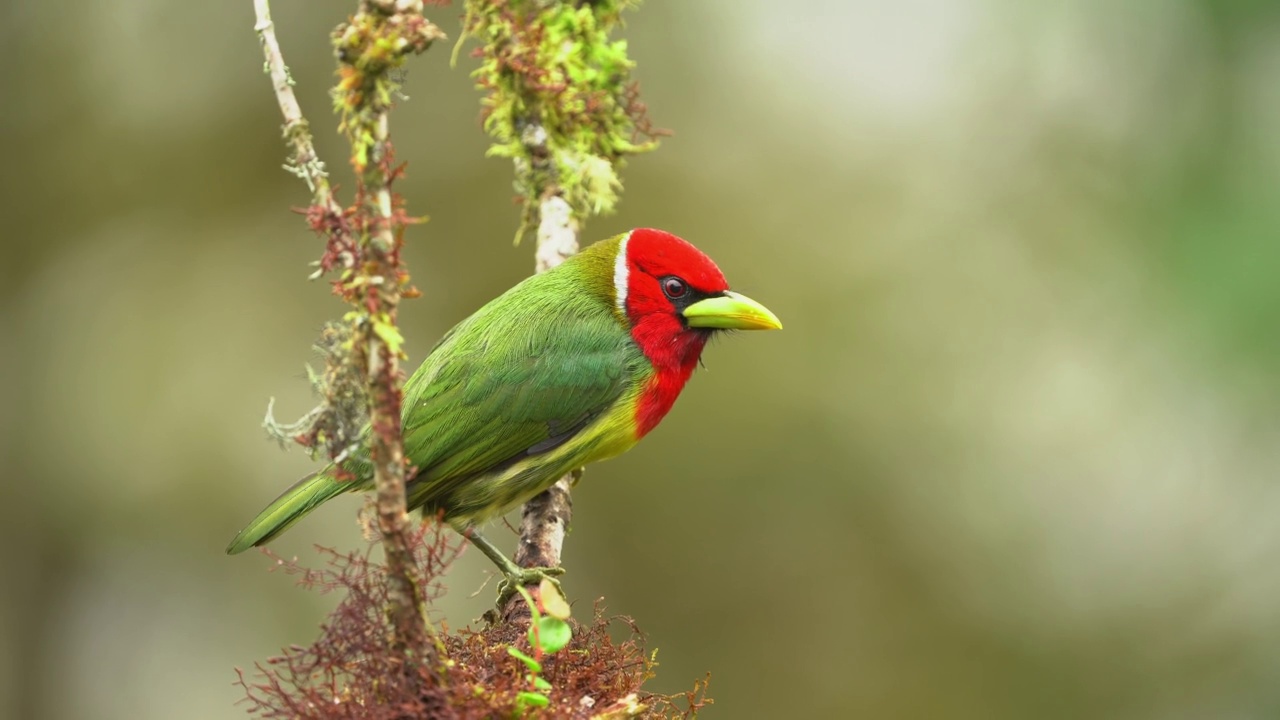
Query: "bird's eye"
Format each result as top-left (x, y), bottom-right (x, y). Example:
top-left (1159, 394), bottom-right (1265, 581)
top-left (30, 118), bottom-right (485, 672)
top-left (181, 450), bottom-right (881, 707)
top-left (660, 276), bottom-right (688, 300)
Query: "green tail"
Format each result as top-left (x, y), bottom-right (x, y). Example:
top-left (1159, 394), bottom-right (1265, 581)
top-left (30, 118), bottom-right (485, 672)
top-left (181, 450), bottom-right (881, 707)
top-left (225, 472), bottom-right (351, 554)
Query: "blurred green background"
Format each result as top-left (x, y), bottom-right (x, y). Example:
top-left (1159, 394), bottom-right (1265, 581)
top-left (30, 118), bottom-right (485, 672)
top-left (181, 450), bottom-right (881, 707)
top-left (4, 0), bottom-right (1280, 718)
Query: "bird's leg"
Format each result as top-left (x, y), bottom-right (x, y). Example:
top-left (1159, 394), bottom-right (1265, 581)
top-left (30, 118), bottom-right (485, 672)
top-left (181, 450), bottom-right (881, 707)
top-left (453, 522), bottom-right (565, 606)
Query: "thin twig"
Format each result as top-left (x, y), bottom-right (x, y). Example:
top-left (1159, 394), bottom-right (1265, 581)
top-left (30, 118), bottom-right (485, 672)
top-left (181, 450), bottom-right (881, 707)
top-left (252, 0), bottom-right (337, 209)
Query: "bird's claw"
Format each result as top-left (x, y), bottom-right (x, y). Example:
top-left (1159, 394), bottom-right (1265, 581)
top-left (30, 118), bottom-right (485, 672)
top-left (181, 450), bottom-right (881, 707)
top-left (496, 565), bottom-right (566, 607)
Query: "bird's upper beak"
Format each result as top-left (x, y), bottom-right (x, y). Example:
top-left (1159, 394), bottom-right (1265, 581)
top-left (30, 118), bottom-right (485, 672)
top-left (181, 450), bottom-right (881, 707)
top-left (682, 290), bottom-right (783, 331)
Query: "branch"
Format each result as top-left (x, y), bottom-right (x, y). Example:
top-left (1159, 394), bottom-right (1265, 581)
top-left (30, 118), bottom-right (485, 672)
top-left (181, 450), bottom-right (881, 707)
top-left (502, 195), bottom-right (580, 623)
top-left (358, 107), bottom-right (425, 651)
top-left (252, 0), bottom-right (443, 655)
top-left (253, 0), bottom-right (338, 211)
top-left (240, 2), bottom-right (712, 713)
top-left (462, 0), bottom-right (664, 238)
top-left (533, 194), bottom-right (580, 274)
top-left (461, 0), bottom-right (663, 623)
top-left (331, 0), bottom-right (443, 656)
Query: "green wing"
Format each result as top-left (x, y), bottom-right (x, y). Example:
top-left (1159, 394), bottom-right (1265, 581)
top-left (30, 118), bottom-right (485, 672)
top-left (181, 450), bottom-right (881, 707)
top-left (225, 241), bottom-right (637, 551)
top-left (396, 271), bottom-right (641, 511)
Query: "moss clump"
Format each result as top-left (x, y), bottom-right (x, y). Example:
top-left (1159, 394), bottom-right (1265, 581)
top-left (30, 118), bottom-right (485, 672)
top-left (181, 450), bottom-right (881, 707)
top-left (460, 0), bottom-right (666, 243)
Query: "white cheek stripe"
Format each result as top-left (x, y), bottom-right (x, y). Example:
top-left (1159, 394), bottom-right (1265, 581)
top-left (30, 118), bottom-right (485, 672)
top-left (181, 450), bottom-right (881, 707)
top-left (613, 234), bottom-right (630, 314)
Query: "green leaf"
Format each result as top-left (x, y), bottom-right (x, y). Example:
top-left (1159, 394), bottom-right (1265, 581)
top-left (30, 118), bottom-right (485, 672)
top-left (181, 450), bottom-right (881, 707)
top-left (533, 676), bottom-right (553, 692)
top-left (529, 617), bottom-right (572, 655)
top-left (516, 691), bottom-right (550, 709)
top-left (507, 646), bottom-right (542, 673)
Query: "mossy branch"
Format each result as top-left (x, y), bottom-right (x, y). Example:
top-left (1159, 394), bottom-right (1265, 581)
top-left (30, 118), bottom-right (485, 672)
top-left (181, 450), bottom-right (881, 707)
top-left (459, 0), bottom-right (664, 622)
top-left (460, 0), bottom-right (667, 245)
top-left (240, 3), bottom-right (714, 714)
top-left (252, 0), bottom-right (443, 658)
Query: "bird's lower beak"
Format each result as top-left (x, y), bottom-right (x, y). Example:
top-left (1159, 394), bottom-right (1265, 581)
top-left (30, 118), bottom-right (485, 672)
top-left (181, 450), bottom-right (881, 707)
top-left (682, 290), bottom-right (783, 331)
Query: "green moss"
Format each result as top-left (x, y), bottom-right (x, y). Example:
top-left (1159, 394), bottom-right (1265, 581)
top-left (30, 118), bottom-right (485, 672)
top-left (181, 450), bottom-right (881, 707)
top-left (461, 0), bottom-right (663, 243)
top-left (331, 11), bottom-right (445, 173)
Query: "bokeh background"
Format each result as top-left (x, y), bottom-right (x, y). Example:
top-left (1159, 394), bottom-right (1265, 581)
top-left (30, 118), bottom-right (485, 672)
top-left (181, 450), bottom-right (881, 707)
top-left (4, 0), bottom-right (1280, 717)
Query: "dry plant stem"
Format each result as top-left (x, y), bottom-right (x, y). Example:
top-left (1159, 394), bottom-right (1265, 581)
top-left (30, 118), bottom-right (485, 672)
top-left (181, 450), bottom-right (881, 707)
top-left (502, 194), bottom-right (581, 623)
top-left (252, 0), bottom-right (427, 652)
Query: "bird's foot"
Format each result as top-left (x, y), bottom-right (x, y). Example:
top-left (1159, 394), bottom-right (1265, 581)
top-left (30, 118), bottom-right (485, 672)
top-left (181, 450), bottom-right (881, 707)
top-left (496, 565), bottom-right (566, 607)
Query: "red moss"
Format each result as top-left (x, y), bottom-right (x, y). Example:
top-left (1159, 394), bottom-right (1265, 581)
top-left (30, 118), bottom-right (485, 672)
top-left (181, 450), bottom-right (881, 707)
top-left (234, 526), bottom-right (712, 718)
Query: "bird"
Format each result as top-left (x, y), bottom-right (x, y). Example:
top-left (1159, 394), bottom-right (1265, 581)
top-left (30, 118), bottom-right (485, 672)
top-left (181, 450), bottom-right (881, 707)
top-left (226, 228), bottom-right (781, 597)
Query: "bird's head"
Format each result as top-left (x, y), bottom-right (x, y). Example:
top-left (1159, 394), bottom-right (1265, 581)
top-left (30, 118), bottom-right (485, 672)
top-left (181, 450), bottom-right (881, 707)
top-left (607, 228), bottom-right (782, 371)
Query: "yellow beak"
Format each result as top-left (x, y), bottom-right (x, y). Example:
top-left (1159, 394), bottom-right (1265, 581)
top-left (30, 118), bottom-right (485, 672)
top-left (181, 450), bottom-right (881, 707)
top-left (682, 290), bottom-right (783, 331)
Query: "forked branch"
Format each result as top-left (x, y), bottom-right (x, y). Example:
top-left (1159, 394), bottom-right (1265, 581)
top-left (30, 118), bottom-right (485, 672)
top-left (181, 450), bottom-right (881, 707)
top-left (252, 0), bottom-right (443, 654)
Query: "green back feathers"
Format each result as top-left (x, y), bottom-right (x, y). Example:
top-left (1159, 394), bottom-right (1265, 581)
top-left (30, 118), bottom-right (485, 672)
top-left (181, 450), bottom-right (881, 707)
top-left (398, 233), bottom-right (645, 515)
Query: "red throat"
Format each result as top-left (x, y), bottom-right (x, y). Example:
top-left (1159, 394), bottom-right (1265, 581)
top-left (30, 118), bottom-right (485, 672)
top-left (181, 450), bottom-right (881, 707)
top-left (631, 320), bottom-right (708, 437)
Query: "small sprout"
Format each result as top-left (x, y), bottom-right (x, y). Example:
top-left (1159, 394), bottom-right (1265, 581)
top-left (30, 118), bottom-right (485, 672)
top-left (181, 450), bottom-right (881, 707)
top-left (507, 646), bottom-right (542, 674)
top-left (515, 691), bottom-right (550, 711)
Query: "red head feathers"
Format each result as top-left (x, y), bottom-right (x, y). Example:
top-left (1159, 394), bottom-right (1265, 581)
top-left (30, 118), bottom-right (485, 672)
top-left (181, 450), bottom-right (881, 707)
top-left (611, 228), bottom-right (776, 435)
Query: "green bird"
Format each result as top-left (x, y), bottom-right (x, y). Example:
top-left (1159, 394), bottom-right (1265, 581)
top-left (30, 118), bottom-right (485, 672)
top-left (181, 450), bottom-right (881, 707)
top-left (227, 228), bottom-right (781, 594)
